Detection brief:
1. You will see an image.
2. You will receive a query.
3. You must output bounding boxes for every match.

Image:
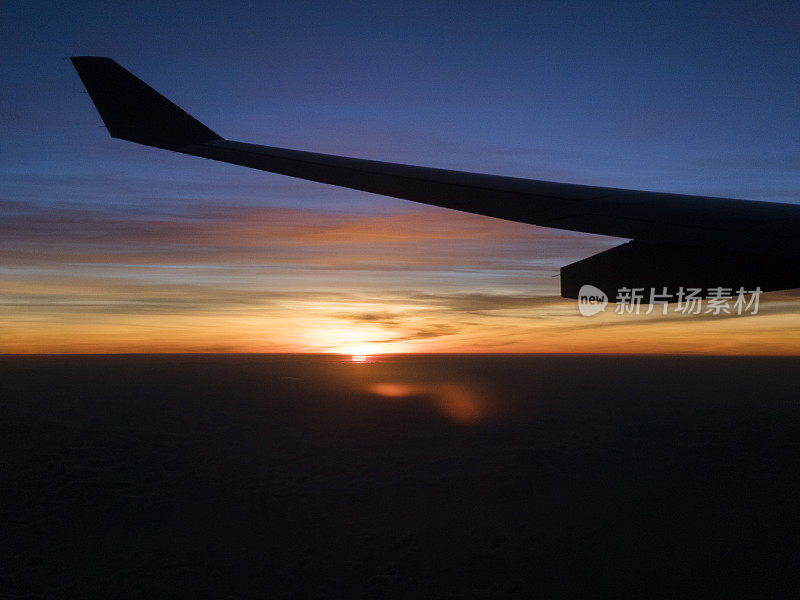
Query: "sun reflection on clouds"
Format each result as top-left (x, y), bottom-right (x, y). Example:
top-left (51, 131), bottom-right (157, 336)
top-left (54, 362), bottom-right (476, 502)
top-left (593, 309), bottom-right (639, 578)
top-left (366, 381), bottom-right (489, 424)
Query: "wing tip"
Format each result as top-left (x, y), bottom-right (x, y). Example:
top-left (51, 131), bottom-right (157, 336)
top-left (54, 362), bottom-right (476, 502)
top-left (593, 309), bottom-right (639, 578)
top-left (70, 56), bottom-right (221, 150)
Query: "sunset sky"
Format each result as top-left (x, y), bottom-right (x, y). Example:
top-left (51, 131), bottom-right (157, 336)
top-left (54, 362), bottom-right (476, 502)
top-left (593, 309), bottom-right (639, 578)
top-left (2, 1), bottom-right (800, 354)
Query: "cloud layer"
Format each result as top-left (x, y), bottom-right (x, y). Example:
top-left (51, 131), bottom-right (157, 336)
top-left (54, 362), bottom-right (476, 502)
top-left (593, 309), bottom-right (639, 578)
top-left (2, 199), bottom-right (800, 354)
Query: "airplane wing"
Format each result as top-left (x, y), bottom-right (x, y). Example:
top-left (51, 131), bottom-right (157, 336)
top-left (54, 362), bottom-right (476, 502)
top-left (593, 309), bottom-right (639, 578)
top-left (70, 57), bottom-right (800, 300)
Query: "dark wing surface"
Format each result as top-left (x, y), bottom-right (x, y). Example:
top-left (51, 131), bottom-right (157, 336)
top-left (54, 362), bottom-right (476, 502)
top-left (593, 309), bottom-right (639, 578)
top-left (71, 57), bottom-right (800, 299)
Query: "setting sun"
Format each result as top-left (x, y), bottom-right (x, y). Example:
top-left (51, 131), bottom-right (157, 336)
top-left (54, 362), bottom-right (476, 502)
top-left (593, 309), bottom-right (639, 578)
top-left (345, 344), bottom-right (382, 363)
top-left (344, 344), bottom-right (382, 357)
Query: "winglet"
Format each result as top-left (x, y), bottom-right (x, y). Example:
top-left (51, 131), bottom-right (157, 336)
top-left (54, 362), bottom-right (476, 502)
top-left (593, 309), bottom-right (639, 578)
top-left (70, 56), bottom-right (222, 150)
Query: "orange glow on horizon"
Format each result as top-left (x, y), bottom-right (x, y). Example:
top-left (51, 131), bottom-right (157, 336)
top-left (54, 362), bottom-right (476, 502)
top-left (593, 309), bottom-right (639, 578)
top-left (343, 344), bottom-right (383, 357)
top-left (3, 302), bottom-right (800, 355)
top-left (2, 195), bottom-right (800, 355)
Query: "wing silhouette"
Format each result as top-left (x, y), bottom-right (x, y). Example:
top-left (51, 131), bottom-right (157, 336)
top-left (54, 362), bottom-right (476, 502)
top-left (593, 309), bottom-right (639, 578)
top-left (71, 57), bottom-right (800, 300)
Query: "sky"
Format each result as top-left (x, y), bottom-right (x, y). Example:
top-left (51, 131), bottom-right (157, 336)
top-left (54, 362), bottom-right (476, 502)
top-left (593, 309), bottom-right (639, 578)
top-left (2, 1), bottom-right (800, 354)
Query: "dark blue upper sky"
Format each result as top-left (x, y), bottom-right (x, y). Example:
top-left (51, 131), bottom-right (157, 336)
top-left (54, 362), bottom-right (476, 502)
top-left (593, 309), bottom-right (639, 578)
top-left (4, 0), bottom-right (799, 212)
